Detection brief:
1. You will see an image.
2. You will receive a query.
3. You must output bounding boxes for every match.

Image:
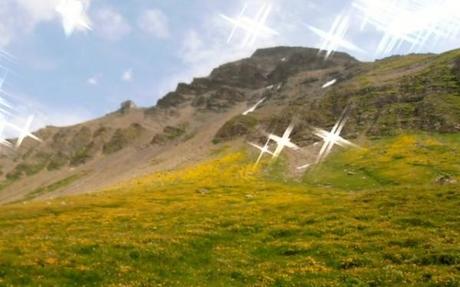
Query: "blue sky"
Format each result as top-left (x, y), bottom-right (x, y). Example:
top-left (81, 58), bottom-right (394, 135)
top-left (0, 0), bottom-right (459, 129)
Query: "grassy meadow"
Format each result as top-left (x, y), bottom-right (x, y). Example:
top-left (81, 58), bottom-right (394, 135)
top-left (0, 134), bottom-right (459, 286)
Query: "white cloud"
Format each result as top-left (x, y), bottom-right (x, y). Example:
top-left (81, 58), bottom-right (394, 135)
top-left (138, 9), bottom-right (169, 38)
top-left (122, 68), bottom-right (133, 82)
top-left (21, 105), bottom-right (94, 130)
top-left (181, 30), bottom-right (203, 60)
top-left (56, 0), bottom-right (92, 37)
top-left (15, 0), bottom-right (61, 24)
top-left (153, 28), bottom-right (255, 98)
top-left (87, 74), bottom-right (99, 85)
top-left (0, 1), bottom-right (32, 47)
top-left (175, 17), bottom-right (277, 79)
top-left (154, 0), bottom-right (317, 100)
top-left (180, 1), bottom-right (301, 69)
top-left (0, 0), bottom-right (94, 47)
top-left (0, 23), bottom-right (12, 47)
top-left (94, 7), bottom-right (130, 41)
top-left (0, 90), bottom-right (94, 134)
top-left (28, 56), bottom-right (59, 71)
top-left (41, 108), bottom-right (93, 127)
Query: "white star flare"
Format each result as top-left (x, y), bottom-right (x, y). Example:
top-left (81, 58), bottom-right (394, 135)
top-left (248, 138), bottom-right (274, 166)
top-left (56, 0), bottom-right (92, 37)
top-left (0, 54), bottom-right (42, 151)
top-left (0, 71), bottom-right (6, 92)
top-left (322, 79), bottom-right (337, 89)
top-left (353, 0), bottom-right (460, 55)
top-left (8, 115), bottom-right (43, 149)
top-left (0, 49), bottom-right (14, 64)
top-left (296, 163), bottom-right (311, 170)
top-left (248, 124), bottom-right (300, 166)
top-left (0, 120), bottom-right (12, 149)
top-left (220, 3), bottom-right (278, 47)
top-left (242, 97), bottom-right (265, 115)
top-left (307, 14), bottom-right (365, 60)
top-left (268, 124), bottom-right (300, 159)
top-left (0, 71), bottom-right (14, 115)
top-left (313, 109), bottom-right (359, 163)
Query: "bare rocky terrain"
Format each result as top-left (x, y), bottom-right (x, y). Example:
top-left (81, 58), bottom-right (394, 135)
top-left (0, 46), bottom-right (459, 204)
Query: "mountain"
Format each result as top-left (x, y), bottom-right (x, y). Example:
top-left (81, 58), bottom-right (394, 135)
top-left (0, 46), bottom-right (459, 204)
top-left (0, 47), bottom-right (459, 286)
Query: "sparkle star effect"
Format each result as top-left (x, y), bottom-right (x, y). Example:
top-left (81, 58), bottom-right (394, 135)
top-left (0, 120), bottom-right (12, 149)
top-left (220, 3), bottom-right (279, 47)
top-left (248, 138), bottom-right (274, 166)
top-left (0, 54), bottom-right (42, 151)
top-left (0, 70), bottom-right (6, 92)
top-left (307, 14), bottom-right (365, 60)
top-left (296, 163), bottom-right (311, 170)
top-left (8, 115), bottom-right (43, 149)
top-left (0, 71), bottom-right (14, 115)
top-left (248, 124), bottom-right (300, 166)
top-left (56, 0), bottom-right (92, 37)
top-left (322, 79), bottom-right (337, 89)
top-left (268, 124), bottom-right (300, 159)
top-left (0, 47), bottom-right (15, 64)
top-left (242, 97), bottom-right (265, 115)
top-left (0, 49), bottom-right (8, 60)
top-left (313, 109), bottom-right (360, 164)
top-left (353, 0), bottom-right (460, 55)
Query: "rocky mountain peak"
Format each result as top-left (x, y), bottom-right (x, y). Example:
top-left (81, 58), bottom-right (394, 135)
top-left (251, 46), bottom-right (321, 60)
top-left (0, 46), bottom-right (459, 205)
top-left (119, 100), bottom-right (137, 114)
top-left (156, 46), bottom-right (359, 110)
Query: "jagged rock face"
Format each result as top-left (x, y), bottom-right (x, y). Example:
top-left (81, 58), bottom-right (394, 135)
top-left (151, 125), bottom-right (186, 145)
top-left (156, 92), bottom-right (186, 108)
top-left (266, 49), bottom-right (358, 83)
top-left (1, 46), bottom-right (460, 203)
top-left (156, 47), bottom-right (359, 110)
top-left (202, 88), bottom-right (246, 112)
top-left (214, 115), bottom-right (258, 142)
top-left (155, 47), bottom-right (460, 142)
top-left (250, 46), bottom-right (355, 70)
top-left (209, 61), bottom-right (268, 89)
top-left (103, 123), bottom-right (146, 154)
top-left (210, 48), bottom-right (460, 143)
top-left (119, 100), bottom-right (137, 113)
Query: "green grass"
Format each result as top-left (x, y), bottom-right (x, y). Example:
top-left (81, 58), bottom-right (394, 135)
top-left (103, 124), bottom-right (145, 154)
top-left (316, 49), bottom-right (460, 137)
top-left (304, 133), bottom-right (460, 190)
top-left (23, 173), bottom-right (87, 201)
top-left (0, 134), bottom-right (458, 286)
top-left (214, 114), bottom-right (259, 143)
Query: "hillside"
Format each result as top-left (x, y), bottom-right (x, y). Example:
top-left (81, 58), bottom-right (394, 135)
top-left (0, 134), bottom-right (458, 286)
top-left (1, 46), bottom-right (459, 204)
top-left (0, 46), bottom-right (459, 286)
